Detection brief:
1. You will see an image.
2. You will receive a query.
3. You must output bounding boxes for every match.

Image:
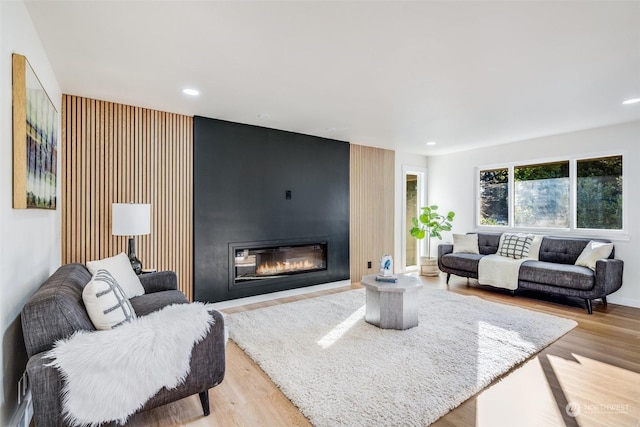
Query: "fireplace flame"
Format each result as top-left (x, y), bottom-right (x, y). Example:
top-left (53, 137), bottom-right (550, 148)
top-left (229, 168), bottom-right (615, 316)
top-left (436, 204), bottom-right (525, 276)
top-left (256, 260), bottom-right (316, 275)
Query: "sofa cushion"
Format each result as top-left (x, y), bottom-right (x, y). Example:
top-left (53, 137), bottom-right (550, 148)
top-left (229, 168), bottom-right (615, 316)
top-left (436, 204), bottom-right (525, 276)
top-left (498, 233), bottom-right (534, 259)
top-left (130, 290), bottom-right (189, 316)
top-left (478, 233), bottom-right (502, 255)
top-left (528, 235), bottom-right (543, 260)
top-left (441, 253), bottom-right (484, 272)
top-left (537, 237), bottom-right (586, 264)
top-left (575, 241), bottom-right (614, 271)
top-left (453, 233), bottom-right (479, 254)
top-left (83, 270), bottom-right (137, 330)
top-left (86, 253), bottom-right (145, 298)
top-left (519, 260), bottom-right (594, 290)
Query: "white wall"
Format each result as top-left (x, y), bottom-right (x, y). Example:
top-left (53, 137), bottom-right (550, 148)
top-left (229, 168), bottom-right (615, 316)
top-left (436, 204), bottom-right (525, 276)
top-left (394, 151), bottom-right (428, 272)
top-left (0, 1), bottom-right (61, 424)
top-left (428, 121), bottom-right (640, 308)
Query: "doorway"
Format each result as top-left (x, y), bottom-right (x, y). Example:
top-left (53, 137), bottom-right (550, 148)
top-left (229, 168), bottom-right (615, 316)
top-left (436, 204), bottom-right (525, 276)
top-left (402, 166), bottom-right (426, 271)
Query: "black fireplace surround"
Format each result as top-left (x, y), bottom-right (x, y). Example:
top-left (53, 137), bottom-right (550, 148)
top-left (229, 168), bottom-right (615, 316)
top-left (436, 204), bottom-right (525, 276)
top-left (194, 117), bottom-right (350, 303)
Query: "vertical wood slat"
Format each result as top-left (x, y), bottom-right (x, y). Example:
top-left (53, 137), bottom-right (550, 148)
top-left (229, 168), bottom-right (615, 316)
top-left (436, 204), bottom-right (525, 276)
top-left (61, 95), bottom-right (194, 299)
top-left (349, 144), bottom-right (395, 284)
top-left (81, 97), bottom-right (88, 263)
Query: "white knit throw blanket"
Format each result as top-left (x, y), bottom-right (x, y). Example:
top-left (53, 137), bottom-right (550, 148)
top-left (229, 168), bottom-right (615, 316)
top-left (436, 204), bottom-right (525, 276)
top-left (45, 302), bottom-right (214, 426)
top-left (478, 254), bottom-right (528, 290)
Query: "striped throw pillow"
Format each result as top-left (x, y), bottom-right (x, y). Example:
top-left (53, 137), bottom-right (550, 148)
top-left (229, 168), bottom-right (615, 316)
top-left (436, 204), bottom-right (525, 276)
top-left (83, 269), bottom-right (137, 330)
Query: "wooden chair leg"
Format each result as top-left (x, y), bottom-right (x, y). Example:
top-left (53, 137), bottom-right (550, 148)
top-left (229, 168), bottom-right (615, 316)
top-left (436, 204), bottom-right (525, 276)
top-left (446, 273), bottom-right (451, 284)
top-left (199, 391), bottom-right (210, 416)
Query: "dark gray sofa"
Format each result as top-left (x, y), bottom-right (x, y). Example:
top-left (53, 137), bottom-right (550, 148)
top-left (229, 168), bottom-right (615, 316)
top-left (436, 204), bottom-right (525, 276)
top-left (437, 233), bottom-right (624, 314)
top-left (21, 263), bottom-right (226, 426)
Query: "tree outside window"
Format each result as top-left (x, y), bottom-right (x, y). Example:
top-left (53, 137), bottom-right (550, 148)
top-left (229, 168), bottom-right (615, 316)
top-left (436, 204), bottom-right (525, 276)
top-left (479, 168), bottom-right (508, 226)
top-left (577, 156), bottom-right (622, 230)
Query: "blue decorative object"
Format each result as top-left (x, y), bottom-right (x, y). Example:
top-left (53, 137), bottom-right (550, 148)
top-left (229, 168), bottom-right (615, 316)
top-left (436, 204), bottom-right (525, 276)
top-left (380, 255), bottom-right (393, 276)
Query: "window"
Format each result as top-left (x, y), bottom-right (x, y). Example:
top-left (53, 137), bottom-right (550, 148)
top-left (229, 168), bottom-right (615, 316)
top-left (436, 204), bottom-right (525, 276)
top-left (514, 161), bottom-right (569, 228)
top-left (479, 168), bottom-right (509, 226)
top-left (577, 156), bottom-right (622, 230)
top-left (477, 155), bottom-right (623, 232)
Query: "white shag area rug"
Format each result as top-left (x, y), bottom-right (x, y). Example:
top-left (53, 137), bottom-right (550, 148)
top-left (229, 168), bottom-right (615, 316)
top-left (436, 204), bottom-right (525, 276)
top-left (226, 287), bottom-right (577, 426)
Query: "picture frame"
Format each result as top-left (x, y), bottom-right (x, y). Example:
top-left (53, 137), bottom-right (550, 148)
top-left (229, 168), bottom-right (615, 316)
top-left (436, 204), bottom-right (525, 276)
top-left (12, 53), bottom-right (58, 209)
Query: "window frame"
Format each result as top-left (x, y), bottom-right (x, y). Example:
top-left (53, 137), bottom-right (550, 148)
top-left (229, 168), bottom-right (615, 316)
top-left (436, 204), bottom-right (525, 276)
top-left (475, 151), bottom-right (628, 240)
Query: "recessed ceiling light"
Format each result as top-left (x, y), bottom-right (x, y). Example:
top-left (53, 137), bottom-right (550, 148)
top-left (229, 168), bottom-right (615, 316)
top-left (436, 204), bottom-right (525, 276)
top-left (426, 141), bottom-right (437, 146)
top-left (257, 113), bottom-right (271, 121)
top-left (182, 88), bottom-right (199, 96)
top-left (622, 98), bottom-right (640, 105)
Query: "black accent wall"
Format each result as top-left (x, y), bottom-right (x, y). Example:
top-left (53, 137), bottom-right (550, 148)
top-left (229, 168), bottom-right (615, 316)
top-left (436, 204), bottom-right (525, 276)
top-left (194, 116), bottom-right (350, 302)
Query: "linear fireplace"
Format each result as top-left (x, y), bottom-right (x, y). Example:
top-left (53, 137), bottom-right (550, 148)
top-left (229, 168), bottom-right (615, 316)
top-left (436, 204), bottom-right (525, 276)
top-left (234, 242), bottom-right (327, 283)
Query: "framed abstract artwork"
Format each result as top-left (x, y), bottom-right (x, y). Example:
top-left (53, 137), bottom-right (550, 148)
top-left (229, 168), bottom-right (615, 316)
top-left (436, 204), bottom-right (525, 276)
top-left (12, 53), bottom-right (58, 209)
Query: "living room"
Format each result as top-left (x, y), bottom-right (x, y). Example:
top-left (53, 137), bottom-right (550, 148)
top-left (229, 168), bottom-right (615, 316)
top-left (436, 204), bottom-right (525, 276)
top-left (1, 1), bottom-right (639, 426)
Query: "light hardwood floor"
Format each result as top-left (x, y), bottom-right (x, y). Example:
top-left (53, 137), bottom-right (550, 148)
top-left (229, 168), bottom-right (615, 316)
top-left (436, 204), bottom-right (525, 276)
top-left (127, 275), bottom-right (640, 427)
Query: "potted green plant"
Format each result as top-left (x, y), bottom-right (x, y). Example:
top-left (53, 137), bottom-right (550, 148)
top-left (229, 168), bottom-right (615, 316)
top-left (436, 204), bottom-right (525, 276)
top-left (409, 205), bottom-right (455, 276)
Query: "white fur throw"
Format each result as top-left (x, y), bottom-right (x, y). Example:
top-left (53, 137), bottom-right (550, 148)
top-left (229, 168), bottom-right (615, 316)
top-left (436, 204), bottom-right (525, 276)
top-left (45, 302), bottom-right (214, 426)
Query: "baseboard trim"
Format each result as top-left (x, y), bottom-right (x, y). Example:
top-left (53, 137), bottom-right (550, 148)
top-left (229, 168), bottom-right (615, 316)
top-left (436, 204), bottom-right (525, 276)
top-left (607, 295), bottom-right (640, 309)
top-left (205, 279), bottom-right (352, 310)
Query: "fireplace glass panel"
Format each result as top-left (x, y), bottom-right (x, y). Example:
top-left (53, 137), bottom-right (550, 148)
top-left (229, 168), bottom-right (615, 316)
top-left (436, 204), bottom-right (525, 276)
top-left (234, 243), bottom-right (327, 282)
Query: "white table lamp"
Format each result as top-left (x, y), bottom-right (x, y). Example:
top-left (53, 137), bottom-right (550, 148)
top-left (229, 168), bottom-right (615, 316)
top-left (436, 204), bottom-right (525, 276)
top-left (112, 203), bottom-right (151, 274)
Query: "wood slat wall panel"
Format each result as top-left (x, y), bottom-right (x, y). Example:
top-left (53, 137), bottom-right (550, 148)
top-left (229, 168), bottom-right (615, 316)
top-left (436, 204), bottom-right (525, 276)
top-left (61, 95), bottom-right (194, 299)
top-left (349, 144), bottom-right (395, 283)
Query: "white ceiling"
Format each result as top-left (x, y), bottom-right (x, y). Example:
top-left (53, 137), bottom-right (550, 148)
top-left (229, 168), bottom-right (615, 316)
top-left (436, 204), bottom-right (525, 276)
top-left (25, 0), bottom-right (640, 155)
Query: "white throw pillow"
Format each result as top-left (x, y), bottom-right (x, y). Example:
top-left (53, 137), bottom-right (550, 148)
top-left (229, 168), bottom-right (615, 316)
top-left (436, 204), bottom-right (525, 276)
top-left (527, 235), bottom-right (543, 260)
top-left (575, 241), bottom-right (613, 271)
top-left (83, 270), bottom-right (137, 330)
top-left (498, 233), bottom-right (534, 259)
top-left (453, 234), bottom-right (479, 254)
top-left (86, 252), bottom-right (145, 298)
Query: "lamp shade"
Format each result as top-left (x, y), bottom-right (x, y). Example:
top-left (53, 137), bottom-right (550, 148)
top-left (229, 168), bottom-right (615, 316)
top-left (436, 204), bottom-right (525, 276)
top-left (112, 203), bottom-right (151, 236)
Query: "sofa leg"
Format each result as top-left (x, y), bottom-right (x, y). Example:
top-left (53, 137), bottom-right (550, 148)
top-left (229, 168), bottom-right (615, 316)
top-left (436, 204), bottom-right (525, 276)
top-left (446, 273), bottom-right (451, 284)
top-left (602, 296), bottom-right (608, 307)
top-left (510, 290), bottom-right (515, 296)
top-left (585, 299), bottom-right (593, 315)
top-left (199, 391), bottom-right (210, 416)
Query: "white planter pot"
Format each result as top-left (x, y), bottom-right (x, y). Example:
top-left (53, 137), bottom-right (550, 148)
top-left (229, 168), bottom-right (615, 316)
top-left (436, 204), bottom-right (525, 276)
top-left (420, 256), bottom-right (440, 277)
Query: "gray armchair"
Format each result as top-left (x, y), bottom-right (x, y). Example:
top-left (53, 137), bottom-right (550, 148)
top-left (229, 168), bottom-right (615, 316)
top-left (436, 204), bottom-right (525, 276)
top-left (21, 263), bottom-right (226, 426)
